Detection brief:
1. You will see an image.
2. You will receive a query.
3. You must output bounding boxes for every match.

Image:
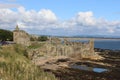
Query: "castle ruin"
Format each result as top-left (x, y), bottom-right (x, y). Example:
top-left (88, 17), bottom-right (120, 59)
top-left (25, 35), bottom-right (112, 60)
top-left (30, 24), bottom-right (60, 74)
top-left (13, 25), bottom-right (30, 46)
top-left (44, 38), bottom-right (96, 59)
top-left (13, 26), bottom-right (101, 59)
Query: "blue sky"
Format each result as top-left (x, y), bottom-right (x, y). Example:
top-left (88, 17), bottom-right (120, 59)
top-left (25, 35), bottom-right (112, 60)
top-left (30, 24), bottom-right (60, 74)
top-left (0, 0), bottom-right (120, 36)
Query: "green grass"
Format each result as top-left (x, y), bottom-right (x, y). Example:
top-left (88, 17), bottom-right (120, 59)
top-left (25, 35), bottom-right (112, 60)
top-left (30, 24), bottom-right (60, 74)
top-left (0, 44), bottom-right (57, 80)
top-left (0, 62), bottom-right (56, 80)
top-left (28, 42), bottom-right (45, 49)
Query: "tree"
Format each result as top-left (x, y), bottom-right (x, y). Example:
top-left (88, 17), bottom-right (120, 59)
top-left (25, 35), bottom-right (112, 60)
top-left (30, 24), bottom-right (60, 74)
top-left (0, 29), bottom-right (13, 41)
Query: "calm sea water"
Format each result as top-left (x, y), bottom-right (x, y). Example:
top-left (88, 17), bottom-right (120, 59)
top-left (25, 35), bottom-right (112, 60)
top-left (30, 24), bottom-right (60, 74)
top-left (94, 40), bottom-right (120, 50)
top-left (71, 39), bottom-right (120, 50)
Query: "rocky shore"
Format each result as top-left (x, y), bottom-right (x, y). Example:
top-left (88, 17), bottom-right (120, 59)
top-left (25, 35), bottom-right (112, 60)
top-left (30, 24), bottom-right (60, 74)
top-left (41, 48), bottom-right (120, 80)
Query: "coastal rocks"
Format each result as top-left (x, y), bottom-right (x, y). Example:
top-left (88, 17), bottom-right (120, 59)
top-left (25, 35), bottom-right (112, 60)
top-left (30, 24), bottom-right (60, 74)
top-left (50, 49), bottom-right (120, 80)
top-left (35, 56), bottom-right (70, 70)
top-left (26, 42), bottom-right (120, 80)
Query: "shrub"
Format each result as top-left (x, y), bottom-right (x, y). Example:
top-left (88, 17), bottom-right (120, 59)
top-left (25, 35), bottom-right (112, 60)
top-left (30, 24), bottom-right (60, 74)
top-left (38, 36), bottom-right (48, 41)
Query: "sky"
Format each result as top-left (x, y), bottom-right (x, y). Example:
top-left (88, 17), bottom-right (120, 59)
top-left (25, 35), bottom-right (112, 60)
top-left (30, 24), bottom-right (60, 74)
top-left (0, 0), bottom-right (120, 37)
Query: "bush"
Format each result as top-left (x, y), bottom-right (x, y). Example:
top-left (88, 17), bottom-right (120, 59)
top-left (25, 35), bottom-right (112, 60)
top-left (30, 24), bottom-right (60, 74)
top-left (38, 36), bottom-right (48, 41)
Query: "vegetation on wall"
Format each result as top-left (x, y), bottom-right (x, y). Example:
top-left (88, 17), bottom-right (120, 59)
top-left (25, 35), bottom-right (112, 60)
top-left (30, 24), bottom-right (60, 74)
top-left (38, 36), bottom-right (48, 41)
top-left (30, 36), bottom-right (48, 41)
top-left (30, 37), bottom-right (36, 41)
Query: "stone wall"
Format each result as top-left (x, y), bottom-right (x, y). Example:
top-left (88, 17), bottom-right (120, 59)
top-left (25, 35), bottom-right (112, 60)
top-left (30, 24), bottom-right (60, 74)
top-left (29, 38), bottom-right (101, 59)
top-left (49, 38), bottom-right (95, 57)
top-left (13, 25), bottom-right (30, 46)
top-left (12, 26), bottom-right (101, 60)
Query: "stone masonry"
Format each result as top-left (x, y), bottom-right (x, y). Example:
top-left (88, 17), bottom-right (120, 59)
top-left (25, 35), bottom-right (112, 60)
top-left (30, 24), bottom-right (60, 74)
top-left (13, 25), bottom-right (30, 46)
top-left (13, 26), bottom-right (101, 59)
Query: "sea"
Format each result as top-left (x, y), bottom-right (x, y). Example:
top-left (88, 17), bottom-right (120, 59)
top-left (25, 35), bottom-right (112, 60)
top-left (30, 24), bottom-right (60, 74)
top-left (94, 40), bottom-right (120, 50)
top-left (71, 39), bottom-right (120, 50)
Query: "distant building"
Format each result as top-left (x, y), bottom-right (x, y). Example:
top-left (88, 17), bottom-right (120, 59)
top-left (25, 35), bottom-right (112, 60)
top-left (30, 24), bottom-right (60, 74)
top-left (13, 25), bottom-right (30, 46)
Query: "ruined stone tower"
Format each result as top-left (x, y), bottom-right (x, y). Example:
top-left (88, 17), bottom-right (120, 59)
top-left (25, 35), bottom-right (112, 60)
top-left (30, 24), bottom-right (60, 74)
top-left (89, 39), bottom-right (94, 53)
top-left (13, 25), bottom-right (30, 46)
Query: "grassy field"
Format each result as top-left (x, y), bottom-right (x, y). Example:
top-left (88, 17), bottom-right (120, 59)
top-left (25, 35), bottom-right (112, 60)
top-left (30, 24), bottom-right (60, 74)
top-left (0, 44), bottom-right (57, 80)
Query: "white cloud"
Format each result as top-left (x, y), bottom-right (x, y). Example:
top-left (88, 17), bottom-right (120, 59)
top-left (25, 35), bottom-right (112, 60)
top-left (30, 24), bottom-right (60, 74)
top-left (0, 7), bottom-right (120, 36)
top-left (0, 6), bottom-right (58, 30)
top-left (38, 9), bottom-right (57, 22)
top-left (107, 28), bottom-right (114, 33)
top-left (64, 11), bottom-right (120, 35)
top-left (0, 3), bottom-right (20, 9)
top-left (75, 11), bottom-right (96, 26)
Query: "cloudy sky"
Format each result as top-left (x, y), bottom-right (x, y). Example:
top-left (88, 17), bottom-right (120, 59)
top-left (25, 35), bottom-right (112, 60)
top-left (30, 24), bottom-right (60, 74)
top-left (0, 0), bottom-right (120, 37)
